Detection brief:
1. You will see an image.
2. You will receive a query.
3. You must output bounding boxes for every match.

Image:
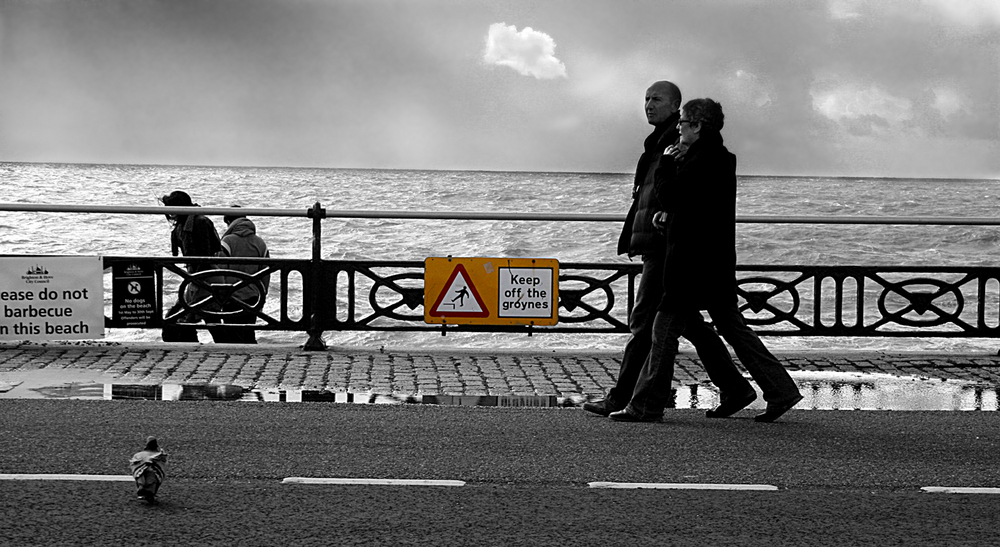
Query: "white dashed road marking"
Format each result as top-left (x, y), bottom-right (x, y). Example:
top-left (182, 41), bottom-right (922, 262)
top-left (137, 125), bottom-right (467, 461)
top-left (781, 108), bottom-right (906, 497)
top-left (0, 474), bottom-right (133, 481)
top-left (282, 477), bottom-right (466, 486)
top-left (588, 482), bottom-right (779, 491)
top-left (922, 486), bottom-right (1000, 494)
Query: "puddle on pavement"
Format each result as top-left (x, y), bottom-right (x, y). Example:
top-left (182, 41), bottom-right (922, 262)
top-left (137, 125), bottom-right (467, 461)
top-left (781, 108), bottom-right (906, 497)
top-left (0, 369), bottom-right (996, 411)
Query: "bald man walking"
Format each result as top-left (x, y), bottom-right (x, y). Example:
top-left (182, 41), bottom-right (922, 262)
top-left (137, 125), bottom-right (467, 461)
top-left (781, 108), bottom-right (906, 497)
top-left (584, 81), bottom-right (741, 417)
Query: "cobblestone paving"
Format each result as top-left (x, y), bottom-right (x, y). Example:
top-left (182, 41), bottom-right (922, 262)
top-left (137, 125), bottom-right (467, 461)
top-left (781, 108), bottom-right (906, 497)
top-left (1, 342), bottom-right (999, 397)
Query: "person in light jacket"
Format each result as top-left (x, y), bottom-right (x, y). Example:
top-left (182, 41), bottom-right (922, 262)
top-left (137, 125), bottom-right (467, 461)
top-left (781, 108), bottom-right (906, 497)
top-left (213, 207), bottom-right (270, 344)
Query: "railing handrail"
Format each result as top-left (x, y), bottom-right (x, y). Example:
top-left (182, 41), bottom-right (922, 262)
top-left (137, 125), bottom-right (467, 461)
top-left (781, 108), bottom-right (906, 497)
top-left (0, 203), bottom-right (311, 218)
top-left (3, 202), bottom-right (1000, 226)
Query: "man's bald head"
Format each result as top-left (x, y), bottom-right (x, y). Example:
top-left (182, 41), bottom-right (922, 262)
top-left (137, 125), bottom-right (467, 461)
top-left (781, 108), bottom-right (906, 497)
top-left (649, 81), bottom-right (681, 105)
top-left (645, 80), bottom-right (682, 126)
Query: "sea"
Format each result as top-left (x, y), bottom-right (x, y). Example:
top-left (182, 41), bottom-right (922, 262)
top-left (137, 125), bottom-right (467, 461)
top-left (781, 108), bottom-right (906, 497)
top-left (3, 161), bottom-right (1000, 354)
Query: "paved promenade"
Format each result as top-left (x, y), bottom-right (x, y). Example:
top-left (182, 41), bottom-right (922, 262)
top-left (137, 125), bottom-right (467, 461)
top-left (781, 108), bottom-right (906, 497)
top-left (5, 342), bottom-right (1000, 545)
top-left (1, 341), bottom-right (999, 398)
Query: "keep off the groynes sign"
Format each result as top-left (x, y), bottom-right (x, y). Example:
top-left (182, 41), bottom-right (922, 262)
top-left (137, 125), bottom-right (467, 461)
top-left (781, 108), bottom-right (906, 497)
top-left (424, 257), bottom-right (559, 326)
top-left (0, 256), bottom-right (105, 340)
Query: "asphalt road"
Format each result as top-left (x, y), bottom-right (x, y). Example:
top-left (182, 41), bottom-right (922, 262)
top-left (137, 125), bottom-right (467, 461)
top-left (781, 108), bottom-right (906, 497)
top-left (1, 401), bottom-right (998, 546)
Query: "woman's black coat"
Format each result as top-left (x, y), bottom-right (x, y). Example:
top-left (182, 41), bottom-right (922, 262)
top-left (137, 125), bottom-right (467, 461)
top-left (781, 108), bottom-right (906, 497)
top-left (653, 132), bottom-right (738, 311)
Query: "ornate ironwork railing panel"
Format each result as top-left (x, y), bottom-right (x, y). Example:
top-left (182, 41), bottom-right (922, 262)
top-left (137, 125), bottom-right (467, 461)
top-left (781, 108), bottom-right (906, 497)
top-left (737, 265), bottom-right (1000, 337)
top-left (308, 262), bottom-right (1000, 338)
top-left (311, 261), bottom-right (640, 334)
top-left (103, 255), bottom-right (314, 332)
top-left (102, 256), bottom-right (1000, 339)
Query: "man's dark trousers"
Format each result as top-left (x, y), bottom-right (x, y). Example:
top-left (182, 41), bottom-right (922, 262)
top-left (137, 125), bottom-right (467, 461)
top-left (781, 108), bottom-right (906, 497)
top-left (607, 254), bottom-right (744, 409)
top-left (606, 254), bottom-right (664, 408)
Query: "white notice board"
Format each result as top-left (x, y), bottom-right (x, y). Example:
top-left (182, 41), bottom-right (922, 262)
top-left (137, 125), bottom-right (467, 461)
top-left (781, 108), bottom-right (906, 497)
top-left (0, 256), bottom-right (105, 341)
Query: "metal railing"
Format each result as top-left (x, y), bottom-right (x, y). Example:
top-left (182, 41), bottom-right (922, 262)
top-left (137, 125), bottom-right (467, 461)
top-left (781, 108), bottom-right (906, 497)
top-left (4, 202), bottom-right (1000, 350)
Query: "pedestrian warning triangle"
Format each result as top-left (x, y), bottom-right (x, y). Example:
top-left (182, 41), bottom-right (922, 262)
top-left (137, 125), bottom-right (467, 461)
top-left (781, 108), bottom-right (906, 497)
top-left (428, 263), bottom-right (490, 317)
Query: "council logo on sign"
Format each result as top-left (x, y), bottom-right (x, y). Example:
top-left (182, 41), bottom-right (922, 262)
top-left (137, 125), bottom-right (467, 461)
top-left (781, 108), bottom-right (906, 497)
top-left (22, 264), bottom-right (54, 284)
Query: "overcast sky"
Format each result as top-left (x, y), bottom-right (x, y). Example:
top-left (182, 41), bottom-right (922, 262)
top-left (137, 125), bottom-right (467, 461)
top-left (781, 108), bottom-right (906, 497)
top-left (1, 0), bottom-right (997, 177)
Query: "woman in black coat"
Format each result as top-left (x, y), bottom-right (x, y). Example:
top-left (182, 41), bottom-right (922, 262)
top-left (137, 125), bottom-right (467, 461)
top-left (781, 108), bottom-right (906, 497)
top-left (654, 125), bottom-right (738, 312)
top-left (609, 99), bottom-right (803, 423)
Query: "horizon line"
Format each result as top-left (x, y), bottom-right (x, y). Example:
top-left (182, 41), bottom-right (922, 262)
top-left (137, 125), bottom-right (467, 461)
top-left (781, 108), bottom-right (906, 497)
top-left (1, 159), bottom-right (997, 183)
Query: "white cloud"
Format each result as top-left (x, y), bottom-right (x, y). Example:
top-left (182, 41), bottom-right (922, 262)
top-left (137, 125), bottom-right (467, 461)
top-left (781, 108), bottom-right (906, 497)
top-left (482, 23), bottom-right (567, 79)
top-left (811, 82), bottom-right (913, 135)
top-left (932, 87), bottom-right (964, 118)
top-left (569, 51), bottom-right (673, 111)
top-left (814, 84), bottom-right (911, 122)
top-left (828, 0), bottom-right (863, 19)
top-left (921, 0), bottom-right (1000, 27)
top-left (724, 69), bottom-right (773, 108)
top-left (830, 0), bottom-right (1000, 27)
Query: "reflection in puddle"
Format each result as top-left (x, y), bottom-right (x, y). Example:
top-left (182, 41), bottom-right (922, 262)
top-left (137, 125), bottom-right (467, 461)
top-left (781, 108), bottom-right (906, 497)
top-left (793, 371), bottom-right (1000, 411)
top-left (103, 387), bottom-right (562, 407)
top-left (0, 370), bottom-right (996, 411)
top-left (671, 371), bottom-right (999, 411)
top-left (108, 383), bottom-right (244, 401)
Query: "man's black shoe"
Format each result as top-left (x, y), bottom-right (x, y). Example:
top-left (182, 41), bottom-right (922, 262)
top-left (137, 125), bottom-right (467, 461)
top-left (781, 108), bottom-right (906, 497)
top-left (706, 390), bottom-right (758, 418)
top-left (754, 394), bottom-right (804, 423)
top-left (582, 399), bottom-right (622, 417)
top-left (608, 409), bottom-right (661, 423)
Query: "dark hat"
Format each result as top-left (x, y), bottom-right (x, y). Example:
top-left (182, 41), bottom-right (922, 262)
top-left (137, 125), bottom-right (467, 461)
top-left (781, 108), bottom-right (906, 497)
top-left (161, 191), bottom-right (193, 207)
top-left (224, 204), bottom-right (245, 225)
top-left (144, 436), bottom-right (160, 451)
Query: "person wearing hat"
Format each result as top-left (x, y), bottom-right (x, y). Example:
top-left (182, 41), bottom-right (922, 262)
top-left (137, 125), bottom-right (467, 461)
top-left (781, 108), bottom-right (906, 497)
top-left (160, 190), bottom-right (222, 342)
top-left (161, 191), bottom-right (221, 263)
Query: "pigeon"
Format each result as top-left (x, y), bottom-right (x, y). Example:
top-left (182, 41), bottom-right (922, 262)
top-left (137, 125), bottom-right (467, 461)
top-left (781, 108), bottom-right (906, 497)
top-left (129, 436), bottom-right (168, 504)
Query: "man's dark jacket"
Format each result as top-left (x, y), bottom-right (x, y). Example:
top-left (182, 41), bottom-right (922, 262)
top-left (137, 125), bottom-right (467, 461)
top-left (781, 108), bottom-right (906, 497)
top-left (653, 131), bottom-right (738, 310)
top-left (616, 112), bottom-right (680, 257)
top-left (170, 213), bottom-right (221, 273)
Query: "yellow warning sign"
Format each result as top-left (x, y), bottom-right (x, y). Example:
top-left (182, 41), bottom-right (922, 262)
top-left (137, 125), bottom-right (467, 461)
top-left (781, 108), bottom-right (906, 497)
top-left (424, 257), bottom-right (559, 326)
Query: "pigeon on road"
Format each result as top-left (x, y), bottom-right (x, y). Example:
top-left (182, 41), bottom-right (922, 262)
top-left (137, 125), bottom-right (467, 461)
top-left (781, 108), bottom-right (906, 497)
top-left (129, 436), bottom-right (168, 504)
